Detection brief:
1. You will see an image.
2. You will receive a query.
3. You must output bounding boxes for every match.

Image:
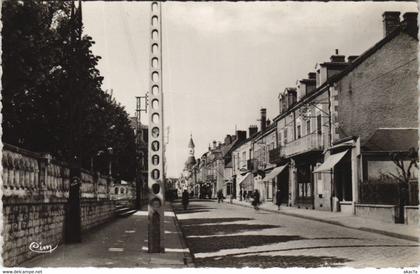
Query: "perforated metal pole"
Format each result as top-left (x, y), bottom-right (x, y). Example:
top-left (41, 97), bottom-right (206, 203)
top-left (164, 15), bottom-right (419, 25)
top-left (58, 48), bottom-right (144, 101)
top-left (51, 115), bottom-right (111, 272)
top-left (148, 1), bottom-right (165, 253)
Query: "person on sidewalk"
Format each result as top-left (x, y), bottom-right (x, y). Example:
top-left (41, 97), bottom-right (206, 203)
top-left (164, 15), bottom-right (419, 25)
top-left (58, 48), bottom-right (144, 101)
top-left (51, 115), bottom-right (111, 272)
top-left (217, 189), bottom-right (224, 203)
top-left (252, 189), bottom-right (260, 210)
top-left (239, 189), bottom-right (243, 201)
top-left (182, 189), bottom-right (189, 210)
top-left (276, 189), bottom-right (281, 210)
top-left (243, 190), bottom-right (247, 202)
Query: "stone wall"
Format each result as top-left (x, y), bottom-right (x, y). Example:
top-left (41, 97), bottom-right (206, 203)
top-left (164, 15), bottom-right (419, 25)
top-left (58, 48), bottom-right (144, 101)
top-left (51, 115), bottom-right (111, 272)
top-left (81, 200), bottom-right (116, 232)
top-left (2, 202), bottom-right (66, 266)
top-left (355, 204), bottom-right (398, 224)
top-left (1, 144), bottom-right (133, 267)
top-left (404, 206), bottom-right (419, 225)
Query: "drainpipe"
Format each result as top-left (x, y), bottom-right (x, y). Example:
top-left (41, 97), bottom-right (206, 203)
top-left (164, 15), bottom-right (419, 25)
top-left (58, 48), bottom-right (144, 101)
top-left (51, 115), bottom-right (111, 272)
top-left (293, 111), bottom-right (297, 140)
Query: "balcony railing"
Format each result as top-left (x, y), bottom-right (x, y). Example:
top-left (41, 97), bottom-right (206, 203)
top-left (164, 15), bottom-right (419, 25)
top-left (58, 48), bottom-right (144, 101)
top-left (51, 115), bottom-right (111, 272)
top-left (284, 133), bottom-right (323, 157)
top-left (247, 159), bottom-right (259, 172)
top-left (268, 147), bottom-right (286, 164)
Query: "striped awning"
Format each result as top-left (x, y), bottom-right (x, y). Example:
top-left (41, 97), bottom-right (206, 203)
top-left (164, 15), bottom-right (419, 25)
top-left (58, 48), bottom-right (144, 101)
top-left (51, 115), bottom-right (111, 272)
top-left (238, 172), bottom-right (254, 191)
top-left (313, 150), bottom-right (349, 173)
top-left (263, 164), bottom-right (288, 182)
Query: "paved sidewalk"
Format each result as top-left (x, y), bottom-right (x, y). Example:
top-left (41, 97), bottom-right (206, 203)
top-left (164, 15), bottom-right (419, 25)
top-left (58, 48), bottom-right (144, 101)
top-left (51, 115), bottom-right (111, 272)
top-left (231, 199), bottom-right (420, 243)
top-left (21, 204), bottom-right (193, 268)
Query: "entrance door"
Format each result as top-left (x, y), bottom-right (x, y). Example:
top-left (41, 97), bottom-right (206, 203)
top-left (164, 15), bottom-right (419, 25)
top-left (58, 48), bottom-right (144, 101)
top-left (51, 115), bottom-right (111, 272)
top-left (277, 169), bottom-right (289, 204)
top-left (335, 158), bottom-right (352, 201)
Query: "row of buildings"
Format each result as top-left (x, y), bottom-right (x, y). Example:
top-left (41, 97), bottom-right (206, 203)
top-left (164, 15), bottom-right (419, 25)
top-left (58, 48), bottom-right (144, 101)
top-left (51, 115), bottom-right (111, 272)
top-left (181, 11), bottom-right (418, 224)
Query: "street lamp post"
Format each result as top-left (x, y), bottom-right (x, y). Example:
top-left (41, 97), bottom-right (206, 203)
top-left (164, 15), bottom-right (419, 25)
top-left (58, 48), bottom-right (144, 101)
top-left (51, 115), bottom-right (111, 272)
top-left (107, 147), bottom-right (113, 177)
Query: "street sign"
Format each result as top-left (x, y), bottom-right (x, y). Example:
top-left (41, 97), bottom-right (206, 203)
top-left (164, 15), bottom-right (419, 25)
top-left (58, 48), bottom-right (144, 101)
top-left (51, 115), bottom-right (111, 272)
top-left (148, 1), bottom-right (165, 253)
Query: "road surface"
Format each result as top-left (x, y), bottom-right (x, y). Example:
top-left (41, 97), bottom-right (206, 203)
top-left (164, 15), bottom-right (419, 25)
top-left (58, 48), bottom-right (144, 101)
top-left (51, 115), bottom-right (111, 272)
top-left (173, 199), bottom-right (419, 268)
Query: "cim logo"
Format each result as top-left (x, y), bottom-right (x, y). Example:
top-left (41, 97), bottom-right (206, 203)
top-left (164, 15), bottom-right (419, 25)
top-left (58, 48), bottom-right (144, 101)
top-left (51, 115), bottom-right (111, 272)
top-left (29, 242), bottom-right (58, 254)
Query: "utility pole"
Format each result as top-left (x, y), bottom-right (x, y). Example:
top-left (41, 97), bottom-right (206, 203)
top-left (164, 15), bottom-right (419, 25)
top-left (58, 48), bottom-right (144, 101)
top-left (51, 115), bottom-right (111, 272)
top-left (148, 1), bottom-right (165, 253)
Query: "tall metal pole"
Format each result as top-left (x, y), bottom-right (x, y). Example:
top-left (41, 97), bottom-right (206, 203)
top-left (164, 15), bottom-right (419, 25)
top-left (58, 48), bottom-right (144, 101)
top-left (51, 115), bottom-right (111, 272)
top-left (148, 1), bottom-right (165, 253)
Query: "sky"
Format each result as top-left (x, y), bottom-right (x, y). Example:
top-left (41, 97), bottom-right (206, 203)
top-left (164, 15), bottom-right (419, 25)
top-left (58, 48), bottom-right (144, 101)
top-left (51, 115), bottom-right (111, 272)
top-left (82, 1), bottom-right (417, 178)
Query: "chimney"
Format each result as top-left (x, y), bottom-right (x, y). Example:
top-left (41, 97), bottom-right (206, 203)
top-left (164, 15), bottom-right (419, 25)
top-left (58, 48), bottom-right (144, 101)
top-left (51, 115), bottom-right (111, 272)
top-left (236, 130), bottom-right (247, 141)
top-left (224, 135), bottom-right (232, 145)
top-left (402, 12), bottom-right (418, 37)
top-left (260, 108), bottom-right (267, 132)
top-left (330, 49), bottom-right (345, 63)
top-left (347, 55), bottom-right (359, 63)
top-left (212, 141), bottom-right (217, 149)
top-left (249, 125), bottom-right (258, 137)
top-left (308, 72), bottom-right (316, 80)
top-left (383, 11), bottom-right (401, 37)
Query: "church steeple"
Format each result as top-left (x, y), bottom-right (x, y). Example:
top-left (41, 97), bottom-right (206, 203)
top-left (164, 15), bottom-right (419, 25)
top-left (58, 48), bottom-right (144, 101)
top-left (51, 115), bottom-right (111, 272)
top-left (188, 134), bottom-right (195, 156)
top-left (184, 134), bottom-right (196, 171)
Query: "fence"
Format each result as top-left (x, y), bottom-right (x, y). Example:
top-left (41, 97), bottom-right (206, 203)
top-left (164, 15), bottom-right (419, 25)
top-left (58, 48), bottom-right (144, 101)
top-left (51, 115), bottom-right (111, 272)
top-left (1, 144), bottom-right (136, 266)
top-left (359, 181), bottom-right (418, 205)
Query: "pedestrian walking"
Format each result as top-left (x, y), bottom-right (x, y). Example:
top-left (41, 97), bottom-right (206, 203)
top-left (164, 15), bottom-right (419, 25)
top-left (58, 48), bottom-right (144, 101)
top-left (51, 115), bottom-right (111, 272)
top-left (217, 189), bottom-right (224, 203)
top-left (276, 189), bottom-right (281, 210)
top-left (239, 189), bottom-right (243, 201)
top-left (243, 190), bottom-right (247, 202)
top-left (252, 189), bottom-right (260, 210)
top-left (182, 189), bottom-right (189, 210)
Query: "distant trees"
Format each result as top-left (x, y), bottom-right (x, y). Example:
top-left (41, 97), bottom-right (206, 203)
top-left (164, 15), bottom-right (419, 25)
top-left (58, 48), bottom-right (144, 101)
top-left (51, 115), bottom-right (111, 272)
top-left (2, 0), bottom-right (136, 180)
top-left (389, 147), bottom-right (419, 185)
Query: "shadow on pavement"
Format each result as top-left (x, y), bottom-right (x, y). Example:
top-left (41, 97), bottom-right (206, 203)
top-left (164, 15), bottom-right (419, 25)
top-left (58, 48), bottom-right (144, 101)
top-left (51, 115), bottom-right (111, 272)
top-left (187, 235), bottom-right (303, 253)
top-left (172, 202), bottom-right (216, 215)
top-left (182, 223), bottom-right (280, 236)
top-left (180, 218), bottom-right (253, 226)
top-left (194, 254), bottom-right (351, 268)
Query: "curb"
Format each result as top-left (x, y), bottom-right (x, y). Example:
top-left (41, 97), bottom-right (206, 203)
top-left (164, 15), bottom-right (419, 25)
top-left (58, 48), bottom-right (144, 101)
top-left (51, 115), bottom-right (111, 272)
top-left (169, 204), bottom-right (195, 267)
top-left (231, 202), bottom-right (419, 243)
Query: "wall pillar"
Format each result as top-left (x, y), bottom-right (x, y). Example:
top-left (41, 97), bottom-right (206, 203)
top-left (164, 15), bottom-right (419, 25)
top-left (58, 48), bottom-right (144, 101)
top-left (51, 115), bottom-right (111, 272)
top-left (289, 159), bottom-right (297, 206)
top-left (351, 138), bottom-right (361, 214)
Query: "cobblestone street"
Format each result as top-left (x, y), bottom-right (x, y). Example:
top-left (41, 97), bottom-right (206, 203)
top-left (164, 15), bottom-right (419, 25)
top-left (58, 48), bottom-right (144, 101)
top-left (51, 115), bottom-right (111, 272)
top-left (174, 200), bottom-right (420, 268)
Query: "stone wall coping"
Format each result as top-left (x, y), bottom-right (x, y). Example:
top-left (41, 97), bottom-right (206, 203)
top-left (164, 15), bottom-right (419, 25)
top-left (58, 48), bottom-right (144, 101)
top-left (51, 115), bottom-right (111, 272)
top-left (404, 205), bottom-right (419, 209)
top-left (339, 201), bottom-right (353, 205)
top-left (3, 143), bottom-right (43, 159)
top-left (355, 203), bottom-right (397, 208)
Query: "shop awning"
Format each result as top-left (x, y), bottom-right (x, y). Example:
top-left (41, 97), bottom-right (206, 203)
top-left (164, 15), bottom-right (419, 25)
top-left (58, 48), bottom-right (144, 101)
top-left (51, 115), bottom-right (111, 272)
top-left (238, 172), bottom-right (254, 191)
top-left (263, 164), bottom-right (288, 181)
top-left (313, 150), bottom-right (349, 173)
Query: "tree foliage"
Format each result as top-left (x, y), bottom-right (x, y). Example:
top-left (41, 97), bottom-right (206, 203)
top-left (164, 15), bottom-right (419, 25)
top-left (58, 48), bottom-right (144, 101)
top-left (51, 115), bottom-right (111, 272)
top-left (2, 0), bottom-right (136, 180)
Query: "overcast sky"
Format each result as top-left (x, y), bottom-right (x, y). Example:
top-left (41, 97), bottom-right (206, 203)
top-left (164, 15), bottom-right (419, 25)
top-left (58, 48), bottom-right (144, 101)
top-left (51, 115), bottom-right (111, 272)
top-left (82, 1), bottom-right (417, 177)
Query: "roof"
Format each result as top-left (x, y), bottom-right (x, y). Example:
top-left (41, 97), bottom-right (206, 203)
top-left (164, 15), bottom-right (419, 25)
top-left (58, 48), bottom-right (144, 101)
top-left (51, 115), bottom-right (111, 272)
top-left (363, 128), bottom-right (418, 152)
top-left (225, 160), bottom-right (233, 168)
top-left (252, 122), bottom-right (277, 142)
top-left (184, 156), bottom-right (197, 169)
top-left (273, 18), bottom-right (417, 123)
